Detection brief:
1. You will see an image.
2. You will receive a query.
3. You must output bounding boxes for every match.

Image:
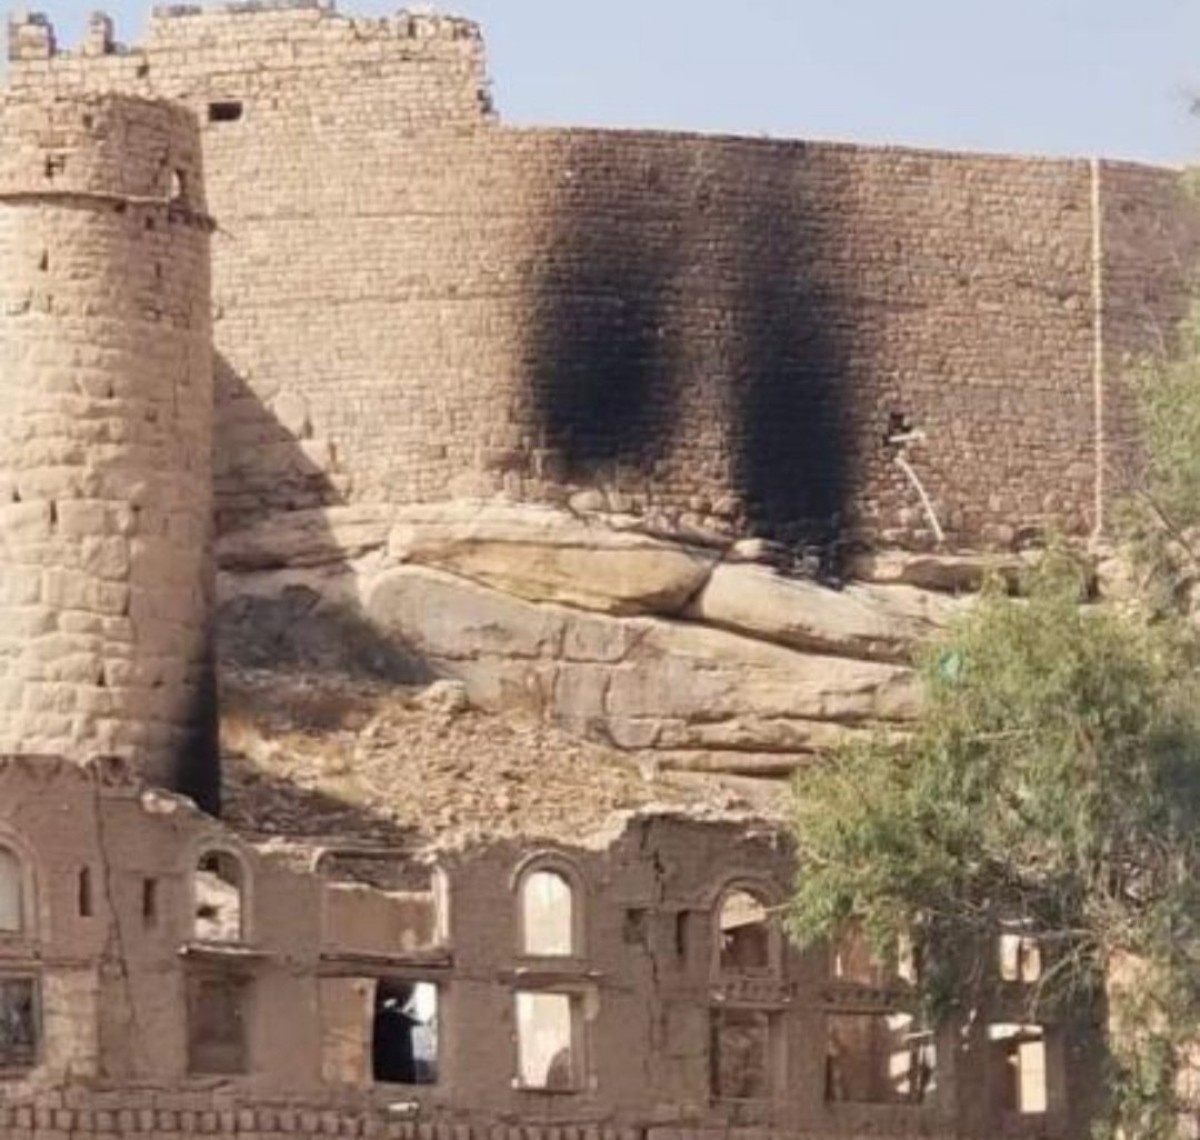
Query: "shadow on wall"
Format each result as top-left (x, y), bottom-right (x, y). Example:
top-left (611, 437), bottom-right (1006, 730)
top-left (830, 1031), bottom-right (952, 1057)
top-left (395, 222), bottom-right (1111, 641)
top-left (524, 136), bottom-right (856, 565)
top-left (212, 354), bottom-right (438, 732)
top-left (214, 352), bottom-right (343, 534)
top-left (217, 580), bottom-right (434, 685)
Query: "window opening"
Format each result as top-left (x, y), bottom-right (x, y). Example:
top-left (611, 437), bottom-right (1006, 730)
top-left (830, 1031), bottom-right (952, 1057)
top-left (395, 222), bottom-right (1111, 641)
top-left (187, 973), bottom-right (250, 1075)
top-left (718, 890), bottom-right (770, 972)
top-left (194, 851), bottom-right (244, 943)
top-left (989, 1024), bottom-right (1048, 1115)
top-left (622, 908), bottom-right (648, 947)
top-left (78, 867), bottom-right (93, 918)
top-left (0, 978), bottom-right (37, 1069)
top-left (208, 101), bottom-right (244, 123)
top-left (826, 1012), bottom-right (936, 1105)
top-left (318, 852), bottom-right (445, 949)
top-left (999, 931), bottom-right (1043, 983)
top-left (0, 848), bottom-right (22, 933)
top-left (142, 879), bottom-right (159, 926)
top-left (372, 980), bottom-right (438, 1085)
top-left (675, 910), bottom-right (690, 960)
top-left (711, 1008), bottom-right (772, 1101)
top-left (521, 870), bottom-right (574, 957)
top-left (515, 991), bottom-right (579, 1090)
top-left (832, 921), bottom-right (917, 986)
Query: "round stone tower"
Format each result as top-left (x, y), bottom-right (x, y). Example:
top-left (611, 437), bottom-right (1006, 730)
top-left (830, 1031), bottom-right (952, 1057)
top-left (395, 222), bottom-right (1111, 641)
top-left (0, 94), bottom-right (216, 808)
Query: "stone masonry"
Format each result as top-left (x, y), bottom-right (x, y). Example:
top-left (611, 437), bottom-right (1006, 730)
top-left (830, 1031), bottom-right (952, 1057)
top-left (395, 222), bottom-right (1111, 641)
top-left (0, 92), bottom-right (216, 805)
top-left (7, 3), bottom-right (1198, 551)
top-left (0, 6), bottom-right (1188, 1139)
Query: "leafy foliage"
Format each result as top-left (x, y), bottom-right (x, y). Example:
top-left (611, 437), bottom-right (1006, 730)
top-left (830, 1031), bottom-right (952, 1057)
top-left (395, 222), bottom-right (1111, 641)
top-left (1130, 305), bottom-right (1200, 534)
top-left (788, 548), bottom-right (1200, 1139)
top-left (1120, 301), bottom-right (1200, 621)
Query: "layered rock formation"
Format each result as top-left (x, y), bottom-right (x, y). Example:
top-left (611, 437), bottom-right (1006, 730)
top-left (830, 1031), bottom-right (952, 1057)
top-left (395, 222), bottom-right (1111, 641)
top-left (216, 501), bottom-right (993, 777)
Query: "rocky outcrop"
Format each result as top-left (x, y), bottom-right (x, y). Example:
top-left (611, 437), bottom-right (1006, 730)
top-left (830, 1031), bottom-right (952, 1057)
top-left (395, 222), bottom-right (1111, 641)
top-left (217, 505), bottom-right (394, 571)
top-left (387, 502), bottom-right (721, 615)
top-left (848, 549), bottom-right (1034, 593)
top-left (359, 565), bottom-right (917, 762)
top-left (687, 563), bottom-right (967, 663)
top-left (215, 500), bottom-right (994, 777)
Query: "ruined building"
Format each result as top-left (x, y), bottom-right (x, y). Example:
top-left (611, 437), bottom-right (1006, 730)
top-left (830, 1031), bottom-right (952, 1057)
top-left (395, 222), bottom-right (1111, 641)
top-left (0, 2), bottom-right (1192, 1137)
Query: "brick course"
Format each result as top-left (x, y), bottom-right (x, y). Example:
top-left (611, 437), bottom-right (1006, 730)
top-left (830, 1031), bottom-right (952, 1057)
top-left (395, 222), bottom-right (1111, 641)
top-left (7, 2), bottom-right (1198, 550)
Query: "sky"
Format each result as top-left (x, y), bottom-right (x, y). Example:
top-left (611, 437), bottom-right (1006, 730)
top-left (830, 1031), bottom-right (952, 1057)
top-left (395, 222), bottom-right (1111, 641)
top-left (9, 0), bottom-right (1200, 165)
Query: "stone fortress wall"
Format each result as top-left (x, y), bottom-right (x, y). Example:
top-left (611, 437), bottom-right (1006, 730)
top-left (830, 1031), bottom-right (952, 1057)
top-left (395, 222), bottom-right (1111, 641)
top-left (0, 4), bottom-right (1164, 1136)
top-left (0, 90), bottom-right (215, 803)
top-left (7, 2), bottom-right (1197, 552)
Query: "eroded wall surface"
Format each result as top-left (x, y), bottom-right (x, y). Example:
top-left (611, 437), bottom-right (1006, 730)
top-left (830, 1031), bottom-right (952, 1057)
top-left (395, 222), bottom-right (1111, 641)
top-left (0, 755), bottom-right (1098, 1140)
top-left (8, 3), bottom-right (1196, 550)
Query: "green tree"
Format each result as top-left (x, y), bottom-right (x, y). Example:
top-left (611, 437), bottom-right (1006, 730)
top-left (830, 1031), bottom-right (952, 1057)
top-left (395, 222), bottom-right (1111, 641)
top-left (788, 545), bottom-right (1200, 1139)
top-left (1119, 301), bottom-right (1200, 619)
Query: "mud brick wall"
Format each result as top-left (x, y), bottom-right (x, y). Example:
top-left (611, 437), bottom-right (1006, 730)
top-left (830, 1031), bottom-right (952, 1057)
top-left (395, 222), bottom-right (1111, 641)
top-left (6, 3), bottom-right (1195, 553)
top-left (0, 1092), bottom-right (963, 1140)
top-left (0, 92), bottom-right (215, 803)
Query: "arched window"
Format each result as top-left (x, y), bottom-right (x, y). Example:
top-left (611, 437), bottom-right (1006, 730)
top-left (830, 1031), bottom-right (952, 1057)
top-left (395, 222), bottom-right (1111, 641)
top-left (194, 850), bottom-right (246, 943)
top-left (519, 868), bottom-right (576, 957)
top-left (0, 846), bottom-right (23, 934)
top-left (717, 887), bottom-right (773, 973)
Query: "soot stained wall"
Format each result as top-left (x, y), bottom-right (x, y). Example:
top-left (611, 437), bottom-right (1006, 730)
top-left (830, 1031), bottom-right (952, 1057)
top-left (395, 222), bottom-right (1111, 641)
top-left (7, 4), bottom-right (1197, 549)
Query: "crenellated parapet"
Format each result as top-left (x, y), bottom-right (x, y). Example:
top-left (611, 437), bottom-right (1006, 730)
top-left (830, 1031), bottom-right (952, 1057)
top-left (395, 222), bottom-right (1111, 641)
top-left (5, 10), bottom-right (54, 61)
top-left (6, 4), bottom-right (490, 125)
top-left (8, 1), bottom-right (482, 58)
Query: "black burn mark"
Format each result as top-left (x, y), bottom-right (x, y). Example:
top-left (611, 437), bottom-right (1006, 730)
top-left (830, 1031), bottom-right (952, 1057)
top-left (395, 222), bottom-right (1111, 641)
top-left (526, 137), bottom-right (853, 559)
top-left (174, 635), bottom-right (220, 816)
top-left (527, 139), bottom-right (680, 479)
top-left (730, 146), bottom-right (853, 560)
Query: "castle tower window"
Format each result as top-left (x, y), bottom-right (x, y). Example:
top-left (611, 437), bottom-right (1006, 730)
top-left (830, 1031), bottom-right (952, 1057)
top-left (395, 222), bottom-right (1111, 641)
top-left (142, 878), bottom-right (159, 927)
top-left (187, 972), bottom-right (251, 1076)
top-left (0, 847), bottom-right (24, 934)
top-left (988, 1024), bottom-right (1048, 1115)
top-left (716, 888), bottom-right (773, 974)
top-left (0, 977), bottom-right (38, 1070)
top-left (372, 980), bottom-right (439, 1085)
top-left (515, 990), bottom-right (581, 1091)
top-left (826, 1012), bottom-right (936, 1105)
top-left (208, 101), bottom-right (244, 124)
top-left (519, 868), bottom-right (576, 957)
top-left (77, 867), bottom-right (93, 918)
top-left (194, 851), bottom-right (246, 943)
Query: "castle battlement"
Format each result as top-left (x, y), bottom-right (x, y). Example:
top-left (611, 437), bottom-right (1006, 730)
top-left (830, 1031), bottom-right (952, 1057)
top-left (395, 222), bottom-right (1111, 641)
top-left (7, 3), bottom-right (482, 64)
